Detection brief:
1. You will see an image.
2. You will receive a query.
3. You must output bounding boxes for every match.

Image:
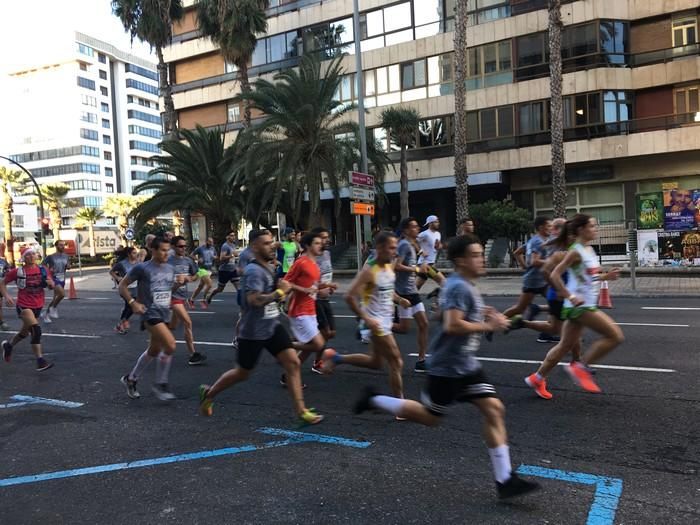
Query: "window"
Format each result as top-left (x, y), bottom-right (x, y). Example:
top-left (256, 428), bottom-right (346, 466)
top-left (80, 111), bottom-right (97, 124)
top-left (102, 119), bottom-right (110, 129)
top-left (571, 92), bottom-right (601, 127)
top-left (77, 43), bottom-right (93, 57)
top-left (125, 63), bottom-right (158, 81)
top-left (674, 86), bottom-right (700, 114)
top-left (518, 101), bottom-right (548, 135)
top-left (80, 128), bottom-right (98, 141)
top-left (603, 91), bottom-right (633, 123)
top-left (127, 95), bottom-right (134, 103)
top-left (227, 103), bottom-right (241, 122)
top-left (99, 70), bottom-right (107, 80)
top-left (77, 76), bottom-right (95, 90)
top-left (126, 79), bottom-right (158, 95)
top-left (131, 157), bottom-right (156, 167)
top-left (105, 167), bottom-right (113, 177)
top-left (673, 17), bottom-right (697, 47)
top-left (253, 30), bottom-right (299, 67)
top-left (31, 163), bottom-right (100, 178)
top-left (12, 215), bottom-right (24, 228)
top-left (414, 0), bottom-right (442, 38)
top-left (418, 116), bottom-right (453, 148)
top-left (128, 125), bottom-right (161, 138)
top-left (131, 170), bottom-right (150, 180)
top-left (360, 2), bottom-right (413, 51)
top-left (66, 180), bottom-right (102, 191)
top-left (401, 60), bottom-right (427, 90)
top-left (128, 110), bottom-right (161, 124)
top-left (98, 52), bottom-right (106, 64)
top-left (106, 183), bottom-right (114, 193)
top-left (81, 94), bottom-right (97, 106)
top-left (515, 33), bottom-right (548, 80)
top-left (101, 102), bottom-right (109, 112)
top-left (79, 62), bottom-right (88, 71)
top-left (100, 86), bottom-right (108, 96)
top-left (536, 184), bottom-right (624, 223)
top-left (104, 151), bottom-right (112, 161)
top-left (129, 141), bottom-right (160, 153)
top-left (467, 106), bottom-right (514, 141)
top-left (467, 40), bottom-right (512, 89)
top-left (82, 196), bottom-right (103, 208)
top-left (467, 0), bottom-right (510, 26)
top-left (10, 145), bottom-right (100, 163)
top-left (599, 21), bottom-right (628, 65)
top-left (103, 135), bottom-right (111, 145)
top-left (302, 19), bottom-right (350, 59)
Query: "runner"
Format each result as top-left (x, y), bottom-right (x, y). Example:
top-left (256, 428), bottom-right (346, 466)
top-left (138, 234), bottom-right (156, 262)
top-left (280, 228), bottom-right (299, 277)
top-left (168, 236), bottom-right (206, 366)
top-left (198, 229), bottom-right (323, 425)
top-left (206, 232), bottom-right (239, 304)
top-left (416, 215), bottom-right (446, 289)
top-left (190, 237), bottom-right (217, 309)
top-left (311, 226), bottom-right (338, 370)
top-left (321, 232), bottom-right (411, 401)
top-left (457, 217), bottom-right (475, 236)
top-left (231, 230), bottom-right (260, 351)
top-left (0, 248), bottom-right (55, 371)
top-left (110, 246), bottom-right (139, 334)
top-left (41, 240), bottom-right (70, 324)
top-left (0, 254), bottom-right (10, 330)
top-left (524, 214), bottom-right (624, 398)
top-left (119, 237), bottom-right (181, 401)
top-left (353, 234), bottom-right (541, 499)
top-left (392, 217), bottom-right (430, 373)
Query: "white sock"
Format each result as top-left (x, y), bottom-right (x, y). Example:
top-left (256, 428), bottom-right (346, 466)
top-left (129, 351), bottom-right (154, 381)
top-left (155, 352), bottom-right (173, 385)
top-left (370, 395), bottom-right (405, 416)
top-left (488, 445), bottom-right (512, 483)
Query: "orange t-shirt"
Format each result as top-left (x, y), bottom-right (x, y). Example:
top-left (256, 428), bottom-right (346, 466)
top-left (284, 255), bottom-right (320, 317)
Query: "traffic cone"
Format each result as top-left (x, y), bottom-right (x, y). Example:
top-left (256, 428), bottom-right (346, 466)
top-left (598, 280), bottom-right (612, 309)
top-left (68, 277), bottom-right (78, 300)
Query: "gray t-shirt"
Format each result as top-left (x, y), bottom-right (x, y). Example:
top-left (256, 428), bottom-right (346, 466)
top-left (395, 239), bottom-right (418, 295)
top-left (128, 260), bottom-right (175, 322)
top-left (316, 250), bottom-right (333, 301)
top-left (193, 245), bottom-right (217, 269)
top-left (219, 242), bottom-right (238, 272)
top-left (239, 261), bottom-right (280, 340)
top-left (523, 234), bottom-right (547, 289)
top-left (113, 259), bottom-right (137, 289)
top-left (168, 255), bottom-right (198, 300)
top-left (237, 247), bottom-right (254, 274)
top-left (427, 274), bottom-right (484, 378)
top-left (43, 253), bottom-right (70, 282)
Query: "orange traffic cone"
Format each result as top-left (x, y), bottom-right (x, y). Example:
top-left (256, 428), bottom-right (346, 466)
top-left (68, 277), bottom-right (78, 300)
top-left (598, 280), bottom-right (612, 309)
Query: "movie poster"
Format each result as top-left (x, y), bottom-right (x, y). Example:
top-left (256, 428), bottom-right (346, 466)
top-left (658, 231), bottom-right (683, 260)
top-left (681, 231), bottom-right (700, 261)
top-left (637, 231), bottom-right (659, 266)
top-left (663, 188), bottom-right (696, 230)
top-left (636, 192), bottom-right (664, 230)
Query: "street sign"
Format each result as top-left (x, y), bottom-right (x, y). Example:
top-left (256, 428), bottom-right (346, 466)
top-left (125, 228), bottom-right (135, 241)
top-left (350, 171), bottom-right (374, 188)
top-left (351, 187), bottom-right (375, 202)
top-left (351, 202), bottom-right (375, 216)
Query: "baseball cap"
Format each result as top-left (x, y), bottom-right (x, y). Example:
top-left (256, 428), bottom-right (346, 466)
top-left (424, 215), bottom-right (439, 226)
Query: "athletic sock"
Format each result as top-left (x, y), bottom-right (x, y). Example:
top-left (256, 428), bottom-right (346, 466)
top-left (488, 444), bottom-right (512, 484)
top-left (535, 372), bottom-right (544, 381)
top-left (129, 351), bottom-right (154, 381)
top-left (370, 395), bottom-right (405, 416)
top-left (155, 352), bottom-right (173, 384)
top-left (331, 353), bottom-right (344, 364)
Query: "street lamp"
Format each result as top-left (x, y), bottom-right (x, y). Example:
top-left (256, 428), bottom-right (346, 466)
top-left (0, 154), bottom-right (48, 255)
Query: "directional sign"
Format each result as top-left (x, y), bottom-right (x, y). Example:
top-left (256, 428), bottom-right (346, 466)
top-left (125, 228), bottom-right (135, 241)
top-left (351, 202), bottom-right (375, 216)
top-left (350, 171), bottom-right (374, 188)
top-left (351, 187), bottom-right (375, 202)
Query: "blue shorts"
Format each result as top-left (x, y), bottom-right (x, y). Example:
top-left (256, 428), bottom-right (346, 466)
top-left (54, 280), bottom-right (66, 288)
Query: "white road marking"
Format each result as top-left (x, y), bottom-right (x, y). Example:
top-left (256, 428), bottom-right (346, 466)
top-left (177, 340), bottom-right (232, 347)
top-left (0, 331), bottom-right (100, 339)
top-left (84, 297), bottom-right (112, 301)
top-left (641, 307), bottom-right (700, 311)
top-left (187, 311), bottom-right (215, 315)
top-left (616, 322), bottom-right (689, 327)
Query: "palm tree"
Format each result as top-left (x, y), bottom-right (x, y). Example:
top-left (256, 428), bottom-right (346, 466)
top-left (32, 183), bottom-right (70, 241)
top-left (380, 107), bottom-right (420, 220)
top-left (132, 125), bottom-right (243, 245)
top-left (454, 0), bottom-right (469, 223)
top-left (75, 207), bottom-right (105, 257)
top-left (0, 167), bottom-right (28, 265)
top-left (234, 54), bottom-right (390, 228)
top-left (112, 0), bottom-right (184, 138)
top-left (104, 194), bottom-right (147, 241)
top-left (196, 0), bottom-right (269, 128)
top-left (549, 0), bottom-right (566, 217)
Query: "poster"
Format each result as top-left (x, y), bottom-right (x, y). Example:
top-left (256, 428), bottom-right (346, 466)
top-left (637, 231), bottom-right (659, 266)
top-left (663, 188), bottom-right (696, 230)
top-left (657, 231), bottom-right (682, 260)
top-left (636, 192), bottom-right (664, 229)
top-left (681, 231), bottom-right (700, 260)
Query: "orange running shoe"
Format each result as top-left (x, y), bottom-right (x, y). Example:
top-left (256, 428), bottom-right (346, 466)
top-left (565, 362), bottom-right (601, 393)
top-left (320, 348), bottom-right (338, 374)
top-left (524, 373), bottom-right (553, 400)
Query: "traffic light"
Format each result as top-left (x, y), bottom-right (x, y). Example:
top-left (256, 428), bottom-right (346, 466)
top-left (41, 217), bottom-right (50, 236)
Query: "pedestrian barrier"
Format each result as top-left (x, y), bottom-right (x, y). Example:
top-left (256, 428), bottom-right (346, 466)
top-left (598, 280), bottom-right (612, 308)
top-left (68, 277), bottom-right (78, 300)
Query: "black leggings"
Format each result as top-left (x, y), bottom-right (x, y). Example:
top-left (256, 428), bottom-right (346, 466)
top-left (120, 299), bottom-right (134, 321)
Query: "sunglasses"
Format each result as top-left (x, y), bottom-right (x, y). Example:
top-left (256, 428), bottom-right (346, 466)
top-left (175, 244), bottom-right (187, 248)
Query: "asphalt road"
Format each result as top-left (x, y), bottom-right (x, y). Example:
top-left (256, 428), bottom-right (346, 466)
top-left (0, 288), bottom-right (698, 524)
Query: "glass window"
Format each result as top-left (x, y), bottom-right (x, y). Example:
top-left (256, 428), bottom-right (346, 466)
top-left (106, 184), bottom-right (114, 193)
top-left (419, 119), bottom-right (433, 148)
top-left (564, 23), bottom-right (598, 59)
top-left (104, 151), bottom-right (112, 161)
top-left (673, 17), bottom-right (698, 47)
top-left (98, 53), bottom-right (106, 64)
top-left (466, 111), bottom-right (479, 140)
top-left (79, 63), bottom-right (88, 71)
top-left (468, 47), bottom-right (480, 77)
top-left (483, 44), bottom-right (497, 73)
top-left (99, 70), bottom-right (108, 80)
top-left (385, 29), bottom-right (413, 46)
top-left (252, 40), bottom-right (266, 66)
top-left (105, 168), bottom-right (113, 177)
top-left (228, 103), bottom-right (241, 122)
top-left (498, 41), bottom-right (512, 70)
top-left (365, 70), bottom-right (376, 96)
top-left (376, 67), bottom-right (389, 94)
top-left (414, 0), bottom-right (441, 24)
top-left (102, 119), bottom-right (110, 129)
top-left (517, 34), bottom-right (545, 67)
top-left (100, 86), bottom-right (108, 96)
top-left (361, 10), bottom-right (384, 39)
top-left (101, 102), bottom-right (109, 112)
top-left (579, 184), bottom-right (622, 205)
top-left (480, 109), bottom-right (497, 139)
top-left (103, 135), bottom-right (111, 145)
top-left (383, 3), bottom-right (411, 33)
top-left (497, 106), bottom-right (514, 136)
top-left (519, 101), bottom-right (546, 134)
top-left (674, 87), bottom-right (699, 114)
top-left (267, 33), bottom-right (286, 63)
top-left (388, 65), bottom-right (401, 92)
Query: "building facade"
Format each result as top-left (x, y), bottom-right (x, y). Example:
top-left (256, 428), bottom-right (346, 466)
top-left (164, 0), bottom-right (700, 246)
top-left (6, 32), bottom-right (161, 229)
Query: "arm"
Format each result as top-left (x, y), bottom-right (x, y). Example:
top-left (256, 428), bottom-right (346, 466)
top-left (247, 279), bottom-right (291, 307)
top-left (344, 269), bottom-right (376, 326)
top-left (0, 278), bottom-right (14, 306)
top-left (550, 250), bottom-right (583, 305)
top-left (541, 251), bottom-right (564, 284)
top-left (442, 307), bottom-right (509, 335)
top-left (513, 245), bottom-right (526, 268)
top-left (119, 274), bottom-right (145, 314)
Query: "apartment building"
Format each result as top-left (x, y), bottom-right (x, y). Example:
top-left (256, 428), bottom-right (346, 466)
top-left (6, 32), bottom-right (161, 228)
top-left (164, 0), bottom-right (700, 242)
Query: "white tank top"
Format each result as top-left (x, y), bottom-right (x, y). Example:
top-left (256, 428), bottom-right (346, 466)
top-left (362, 261), bottom-right (395, 320)
top-left (564, 243), bottom-right (601, 308)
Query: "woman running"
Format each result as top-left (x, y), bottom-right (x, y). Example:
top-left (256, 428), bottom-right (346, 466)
top-left (110, 247), bottom-right (139, 334)
top-left (524, 214), bottom-right (624, 398)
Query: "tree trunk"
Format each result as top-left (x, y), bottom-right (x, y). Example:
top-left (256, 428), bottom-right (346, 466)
top-left (399, 146), bottom-right (409, 219)
top-left (549, 0), bottom-right (566, 218)
top-left (88, 224), bottom-right (96, 257)
top-left (1, 192), bottom-right (14, 265)
top-left (183, 209), bottom-right (194, 250)
top-left (50, 204), bottom-right (62, 241)
top-left (454, 0), bottom-right (469, 224)
top-left (156, 46), bottom-right (178, 139)
top-left (240, 63), bottom-right (252, 128)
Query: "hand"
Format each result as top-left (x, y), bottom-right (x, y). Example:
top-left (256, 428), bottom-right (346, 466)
top-left (419, 264), bottom-right (429, 274)
top-left (4, 296), bottom-right (14, 307)
top-left (364, 318), bottom-right (380, 333)
top-left (131, 301), bottom-right (146, 314)
top-left (485, 311), bottom-right (510, 333)
top-left (570, 295), bottom-right (585, 307)
top-left (304, 286), bottom-right (318, 296)
top-left (317, 288), bottom-right (331, 299)
top-left (607, 268), bottom-right (620, 281)
top-left (399, 298), bottom-right (411, 309)
top-left (277, 280), bottom-right (291, 293)
top-left (482, 306), bottom-right (498, 318)
top-left (175, 274), bottom-right (186, 285)
top-left (328, 282), bottom-right (338, 291)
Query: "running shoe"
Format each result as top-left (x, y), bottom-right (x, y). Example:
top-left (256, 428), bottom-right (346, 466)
top-left (198, 384), bottom-right (213, 416)
top-left (298, 408), bottom-right (324, 426)
top-left (122, 320), bottom-right (130, 333)
top-left (49, 306), bottom-right (59, 319)
top-left (414, 360), bottom-right (427, 373)
top-left (200, 299), bottom-right (208, 310)
top-left (496, 473), bottom-right (541, 499)
top-left (0, 322), bottom-right (9, 331)
top-left (41, 313), bottom-right (52, 324)
top-left (279, 374), bottom-right (307, 389)
top-left (524, 304), bottom-right (541, 321)
top-left (320, 348), bottom-right (338, 374)
top-left (114, 322), bottom-right (125, 334)
top-left (121, 375), bottom-right (140, 399)
top-left (186, 299), bottom-right (195, 310)
top-left (311, 360), bottom-right (324, 374)
top-left (536, 333), bottom-right (558, 343)
top-left (565, 362), bottom-right (601, 393)
top-left (232, 337), bottom-right (239, 351)
top-left (2, 340), bottom-right (13, 363)
top-left (188, 352), bottom-right (207, 366)
top-left (205, 295), bottom-right (212, 305)
top-left (524, 374), bottom-right (553, 400)
top-left (36, 357), bottom-right (53, 371)
top-left (353, 386), bottom-right (380, 414)
top-left (152, 383), bottom-right (176, 401)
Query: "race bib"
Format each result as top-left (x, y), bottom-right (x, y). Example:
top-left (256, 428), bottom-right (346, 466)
top-left (263, 302), bottom-right (280, 319)
top-left (153, 291), bottom-right (171, 307)
top-left (321, 273), bottom-right (333, 284)
top-left (285, 256), bottom-right (295, 267)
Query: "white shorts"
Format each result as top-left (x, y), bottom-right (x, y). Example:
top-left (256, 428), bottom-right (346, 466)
top-left (289, 315), bottom-right (320, 344)
top-left (399, 301), bottom-right (426, 319)
top-left (368, 315), bottom-right (394, 337)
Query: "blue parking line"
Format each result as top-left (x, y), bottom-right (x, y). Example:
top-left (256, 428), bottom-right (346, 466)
top-left (517, 465), bottom-right (623, 525)
top-left (0, 395), bottom-right (84, 409)
top-left (0, 428), bottom-right (372, 488)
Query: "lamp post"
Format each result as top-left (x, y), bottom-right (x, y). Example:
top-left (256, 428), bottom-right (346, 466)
top-left (0, 155), bottom-right (48, 255)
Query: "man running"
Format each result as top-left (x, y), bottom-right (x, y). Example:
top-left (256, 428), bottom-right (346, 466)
top-left (110, 246), bottom-right (139, 334)
top-left (119, 237), bottom-right (181, 401)
top-left (41, 240), bottom-right (70, 323)
top-left (0, 254), bottom-right (10, 330)
top-left (279, 228), bottom-right (299, 277)
top-left (0, 248), bottom-right (55, 371)
top-left (198, 229), bottom-right (323, 425)
top-left (311, 226), bottom-right (338, 370)
top-left (353, 234), bottom-right (541, 499)
top-left (321, 232), bottom-right (410, 401)
top-left (392, 217), bottom-right (429, 373)
top-left (416, 215), bottom-right (446, 289)
top-left (190, 237), bottom-right (217, 309)
top-left (457, 217), bottom-right (475, 236)
top-left (138, 234), bottom-right (156, 262)
top-left (206, 232), bottom-right (239, 304)
top-left (169, 236), bottom-right (206, 366)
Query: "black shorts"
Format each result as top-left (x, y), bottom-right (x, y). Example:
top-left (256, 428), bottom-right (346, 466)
top-left (218, 270), bottom-right (239, 286)
top-left (548, 298), bottom-right (564, 321)
top-left (420, 371), bottom-right (498, 416)
top-left (16, 306), bottom-right (42, 319)
top-left (397, 293), bottom-right (422, 306)
top-left (316, 300), bottom-right (335, 331)
top-left (140, 318), bottom-right (167, 331)
top-left (523, 286), bottom-right (547, 296)
top-left (237, 324), bottom-right (293, 370)
top-left (416, 263), bottom-right (436, 281)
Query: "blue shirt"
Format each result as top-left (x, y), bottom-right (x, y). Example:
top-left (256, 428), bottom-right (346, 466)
top-left (239, 261), bottom-right (280, 340)
top-left (193, 245), bottom-right (217, 269)
top-left (127, 261), bottom-right (175, 322)
top-left (523, 235), bottom-right (548, 289)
